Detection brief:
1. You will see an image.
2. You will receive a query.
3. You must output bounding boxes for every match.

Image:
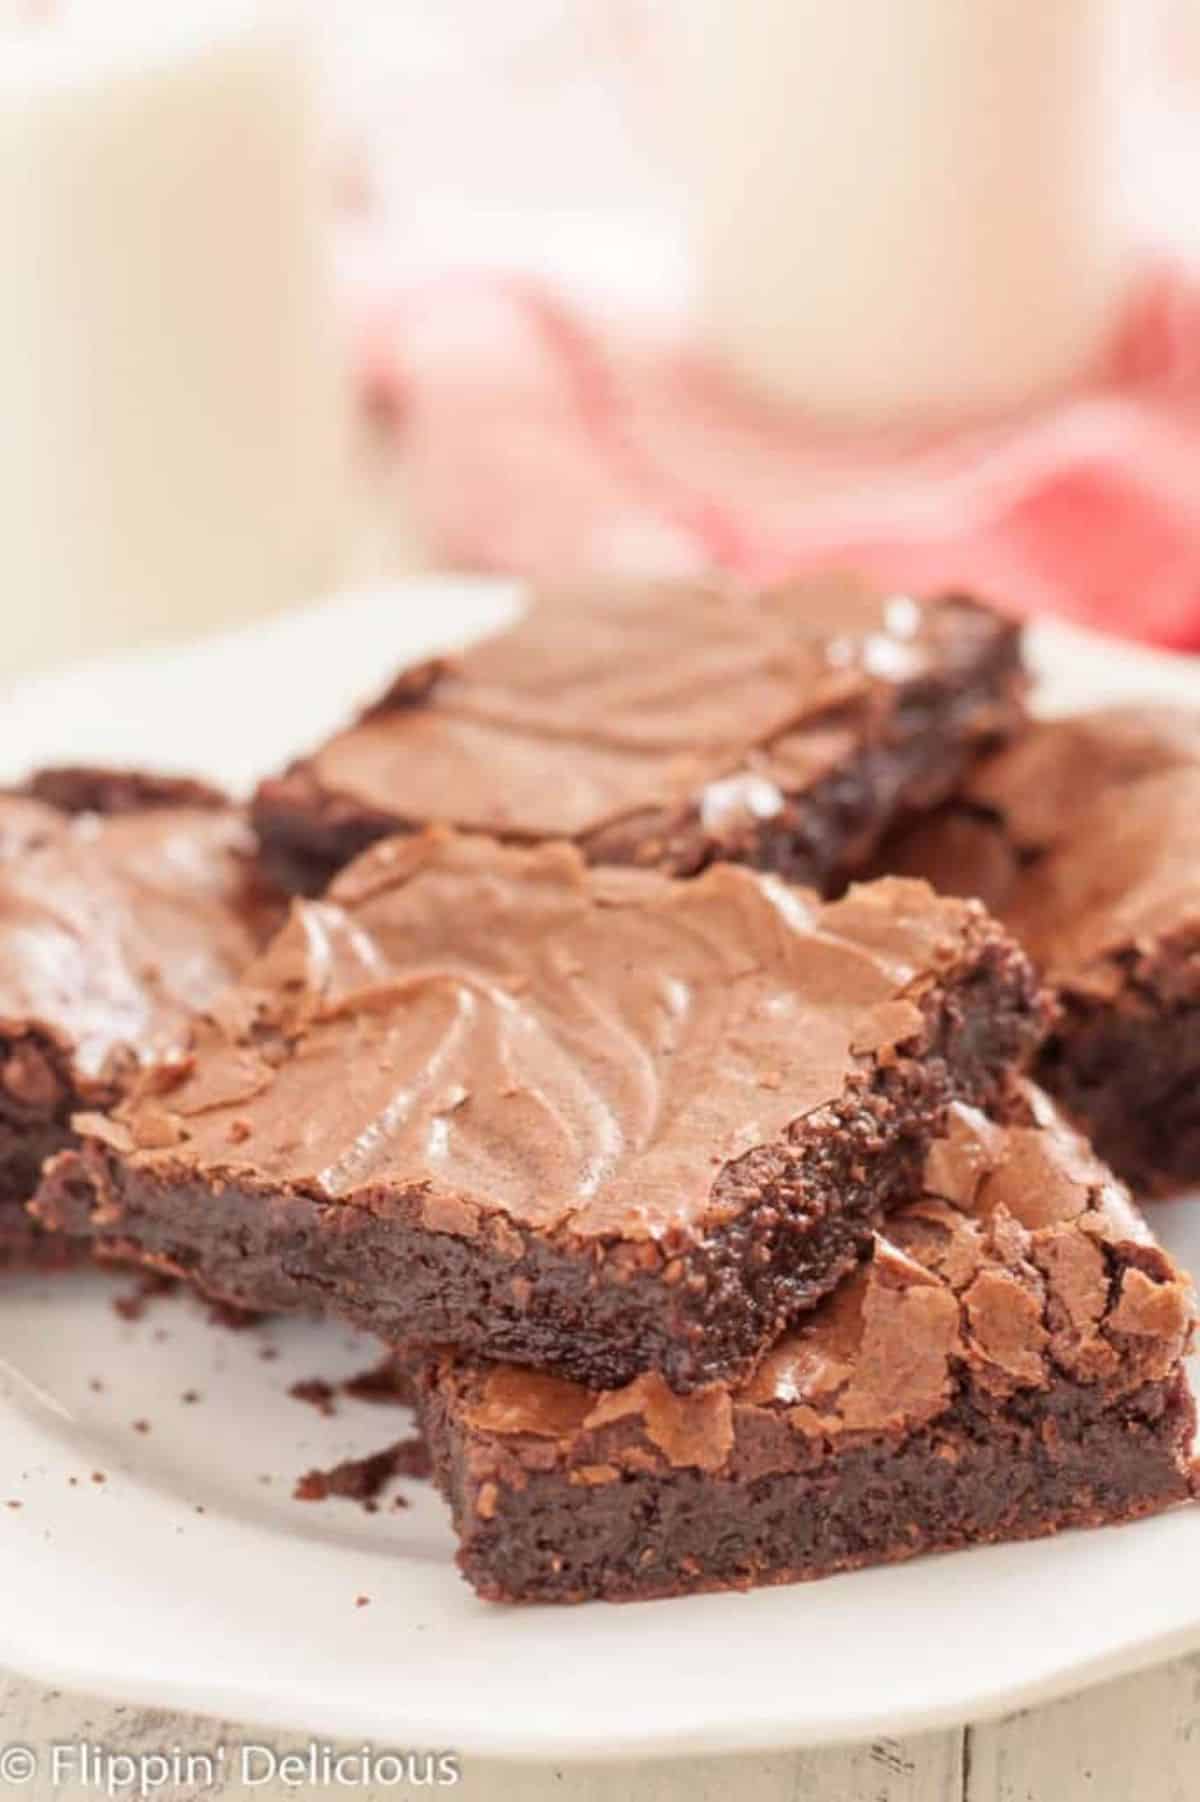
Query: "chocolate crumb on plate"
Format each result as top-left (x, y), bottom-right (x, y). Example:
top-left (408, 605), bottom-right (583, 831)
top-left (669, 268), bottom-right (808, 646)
top-left (289, 1378), bottom-right (338, 1417)
top-left (112, 1272), bottom-right (179, 1322)
top-left (294, 1442), bottom-right (421, 1509)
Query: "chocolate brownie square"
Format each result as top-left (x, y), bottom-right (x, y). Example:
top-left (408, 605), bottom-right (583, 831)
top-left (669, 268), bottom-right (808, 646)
top-left (0, 779), bottom-right (278, 1267)
top-left (251, 578), bottom-right (1025, 896)
top-left (413, 1085), bottom-right (1197, 1604)
top-left (37, 829), bottom-right (1042, 1389)
top-left (874, 708), bottom-right (1200, 1192)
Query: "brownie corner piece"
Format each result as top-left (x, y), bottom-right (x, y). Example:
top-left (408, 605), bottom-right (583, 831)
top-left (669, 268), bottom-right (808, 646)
top-left (413, 1086), bottom-right (1198, 1605)
top-left (251, 577), bottom-right (1025, 895)
top-left (0, 786), bottom-right (278, 1269)
top-left (36, 833), bottom-right (1041, 1389)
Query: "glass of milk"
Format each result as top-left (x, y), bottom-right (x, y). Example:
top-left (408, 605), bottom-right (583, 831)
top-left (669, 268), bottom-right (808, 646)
top-left (0, 0), bottom-right (350, 680)
top-left (665, 0), bottom-right (1134, 427)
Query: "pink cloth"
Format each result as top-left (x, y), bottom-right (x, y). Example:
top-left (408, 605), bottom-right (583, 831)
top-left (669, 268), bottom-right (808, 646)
top-left (358, 268), bottom-right (1200, 648)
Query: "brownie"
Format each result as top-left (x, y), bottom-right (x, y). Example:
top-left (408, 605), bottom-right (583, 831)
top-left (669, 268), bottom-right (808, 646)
top-left (251, 578), bottom-right (1025, 896)
top-left (35, 829), bottom-right (1042, 1389)
top-left (21, 765), bottom-right (230, 819)
top-left (412, 1085), bottom-right (1198, 1604)
top-left (0, 783), bottom-right (278, 1267)
top-left (874, 708), bottom-right (1200, 1192)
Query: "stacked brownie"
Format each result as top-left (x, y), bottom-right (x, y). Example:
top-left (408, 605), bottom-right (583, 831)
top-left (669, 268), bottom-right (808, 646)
top-left (13, 578), bottom-right (1199, 1606)
top-left (875, 706), bottom-right (1200, 1193)
top-left (414, 1086), bottom-right (1195, 1602)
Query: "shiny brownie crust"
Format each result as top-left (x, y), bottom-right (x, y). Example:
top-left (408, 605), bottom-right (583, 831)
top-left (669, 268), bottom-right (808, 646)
top-left (252, 589), bottom-right (1025, 897)
top-left (0, 775), bottom-right (275, 1269)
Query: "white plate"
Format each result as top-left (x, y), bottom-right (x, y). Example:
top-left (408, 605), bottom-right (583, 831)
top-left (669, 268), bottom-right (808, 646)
top-left (2, 582), bottom-right (1200, 1759)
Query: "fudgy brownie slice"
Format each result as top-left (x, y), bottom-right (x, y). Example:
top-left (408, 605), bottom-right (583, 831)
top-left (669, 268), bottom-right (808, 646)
top-left (0, 781), bottom-right (279, 1267)
top-left (413, 1086), bottom-right (1197, 1604)
top-left (252, 578), bottom-right (1025, 896)
top-left (36, 829), bottom-right (1042, 1389)
top-left (874, 708), bottom-right (1200, 1192)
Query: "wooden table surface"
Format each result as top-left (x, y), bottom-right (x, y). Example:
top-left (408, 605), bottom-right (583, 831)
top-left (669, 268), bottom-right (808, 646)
top-left (3, 428), bottom-right (1195, 1800)
top-left (2, 1656), bottom-right (1198, 1799)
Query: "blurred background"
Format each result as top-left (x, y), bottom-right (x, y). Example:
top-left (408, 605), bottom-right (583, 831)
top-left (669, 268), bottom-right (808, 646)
top-left (7, 0), bottom-right (1200, 680)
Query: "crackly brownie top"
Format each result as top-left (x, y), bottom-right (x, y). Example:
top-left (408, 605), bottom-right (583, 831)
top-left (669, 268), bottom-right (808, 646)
top-left (85, 827), bottom-right (1013, 1240)
top-left (0, 798), bottom-right (272, 1087)
top-left (283, 580), bottom-right (1017, 843)
top-left (443, 1087), bottom-right (1195, 1474)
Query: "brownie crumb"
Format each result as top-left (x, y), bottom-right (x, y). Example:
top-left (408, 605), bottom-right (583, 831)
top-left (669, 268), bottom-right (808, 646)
top-left (6, 1500), bottom-right (21, 1511)
top-left (131, 1420), bottom-right (150, 1435)
top-left (289, 1355), bottom-right (415, 1419)
top-left (206, 1299), bottom-right (263, 1331)
top-left (113, 1272), bottom-right (178, 1322)
top-left (288, 1378), bottom-right (338, 1417)
top-left (294, 1441), bottom-right (418, 1509)
top-left (342, 1355), bottom-right (414, 1409)
top-left (181, 1390), bottom-right (201, 1405)
top-left (355, 1595), bottom-right (370, 1608)
top-left (90, 1472), bottom-right (105, 1485)
top-left (390, 1435), bottom-right (432, 1481)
